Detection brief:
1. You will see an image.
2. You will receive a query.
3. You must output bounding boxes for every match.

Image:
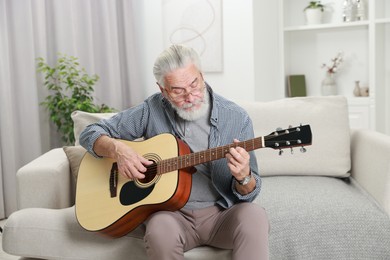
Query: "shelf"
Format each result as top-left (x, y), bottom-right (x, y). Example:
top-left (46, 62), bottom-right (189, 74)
top-left (281, 0), bottom-right (390, 132)
top-left (284, 21), bottom-right (369, 32)
top-left (375, 18), bottom-right (390, 24)
top-left (347, 96), bottom-right (372, 106)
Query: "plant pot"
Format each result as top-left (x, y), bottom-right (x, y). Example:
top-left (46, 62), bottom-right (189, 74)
top-left (305, 9), bottom-right (323, 25)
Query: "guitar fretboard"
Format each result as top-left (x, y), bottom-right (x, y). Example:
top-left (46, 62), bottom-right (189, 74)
top-left (157, 137), bottom-right (263, 174)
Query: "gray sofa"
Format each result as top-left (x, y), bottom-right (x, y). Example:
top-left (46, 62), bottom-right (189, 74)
top-left (3, 96), bottom-right (390, 259)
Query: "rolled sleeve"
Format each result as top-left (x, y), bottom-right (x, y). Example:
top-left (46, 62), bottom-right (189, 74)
top-left (79, 125), bottom-right (110, 158)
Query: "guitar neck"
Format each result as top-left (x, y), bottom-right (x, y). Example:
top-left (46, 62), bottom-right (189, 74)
top-left (157, 137), bottom-right (264, 174)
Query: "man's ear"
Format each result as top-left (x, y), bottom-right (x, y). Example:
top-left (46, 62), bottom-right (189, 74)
top-left (157, 82), bottom-right (168, 99)
top-left (157, 82), bottom-right (164, 93)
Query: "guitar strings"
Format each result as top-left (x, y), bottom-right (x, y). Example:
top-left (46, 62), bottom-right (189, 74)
top-left (139, 128), bottom-right (304, 177)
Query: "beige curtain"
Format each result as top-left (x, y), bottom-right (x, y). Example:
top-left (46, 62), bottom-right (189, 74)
top-left (0, 0), bottom-right (145, 217)
top-left (0, 150), bottom-right (5, 219)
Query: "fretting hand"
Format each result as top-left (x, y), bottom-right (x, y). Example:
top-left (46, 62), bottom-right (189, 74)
top-left (225, 139), bottom-right (251, 180)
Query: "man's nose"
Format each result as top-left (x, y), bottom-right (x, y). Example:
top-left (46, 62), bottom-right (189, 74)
top-left (184, 91), bottom-right (196, 102)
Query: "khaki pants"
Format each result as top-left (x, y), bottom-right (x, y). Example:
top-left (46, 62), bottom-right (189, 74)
top-left (144, 202), bottom-right (269, 260)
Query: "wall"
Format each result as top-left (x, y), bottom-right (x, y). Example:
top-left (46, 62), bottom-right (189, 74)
top-left (133, 0), bottom-right (389, 136)
top-left (135, 0), bottom-right (259, 101)
top-left (253, 0), bottom-right (283, 101)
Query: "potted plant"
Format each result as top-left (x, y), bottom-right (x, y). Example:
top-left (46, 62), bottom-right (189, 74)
top-left (37, 53), bottom-right (116, 145)
top-left (304, 1), bottom-right (325, 25)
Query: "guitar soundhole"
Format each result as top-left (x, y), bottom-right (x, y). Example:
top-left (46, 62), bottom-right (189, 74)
top-left (139, 163), bottom-right (157, 184)
top-left (136, 153), bottom-right (161, 186)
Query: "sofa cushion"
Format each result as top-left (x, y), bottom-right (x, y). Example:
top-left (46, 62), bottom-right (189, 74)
top-left (257, 176), bottom-right (390, 259)
top-left (236, 96), bottom-right (351, 177)
top-left (2, 207), bottom-right (231, 260)
top-left (63, 146), bottom-right (87, 180)
top-left (71, 110), bottom-right (117, 145)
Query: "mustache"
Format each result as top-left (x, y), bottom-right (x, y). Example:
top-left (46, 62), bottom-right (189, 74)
top-left (181, 97), bottom-right (205, 109)
top-left (172, 88), bottom-right (210, 121)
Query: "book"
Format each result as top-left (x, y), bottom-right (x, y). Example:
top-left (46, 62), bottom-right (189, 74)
top-left (287, 75), bottom-right (307, 97)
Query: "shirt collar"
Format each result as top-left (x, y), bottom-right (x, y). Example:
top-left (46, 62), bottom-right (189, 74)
top-left (206, 83), bottom-right (219, 126)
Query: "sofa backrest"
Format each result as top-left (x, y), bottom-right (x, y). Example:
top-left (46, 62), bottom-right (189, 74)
top-left (236, 96), bottom-right (351, 177)
top-left (72, 96), bottom-right (351, 178)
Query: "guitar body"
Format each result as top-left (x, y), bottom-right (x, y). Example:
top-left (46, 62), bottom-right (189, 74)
top-left (75, 133), bottom-right (193, 238)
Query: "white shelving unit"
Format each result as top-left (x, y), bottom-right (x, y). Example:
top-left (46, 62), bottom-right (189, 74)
top-left (279, 0), bottom-right (390, 132)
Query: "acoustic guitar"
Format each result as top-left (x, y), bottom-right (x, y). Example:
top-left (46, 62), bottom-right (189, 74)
top-left (75, 125), bottom-right (312, 238)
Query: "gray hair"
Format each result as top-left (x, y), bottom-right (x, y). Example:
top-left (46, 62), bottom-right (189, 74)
top-left (153, 44), bottom-right (202, 88)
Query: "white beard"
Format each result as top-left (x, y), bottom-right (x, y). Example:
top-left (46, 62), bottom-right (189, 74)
top-left (171, 88), bottom-right (210, 121)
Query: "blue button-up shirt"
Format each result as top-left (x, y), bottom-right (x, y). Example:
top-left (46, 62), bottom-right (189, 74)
top-left (79, 85), bottom-right (261, 208)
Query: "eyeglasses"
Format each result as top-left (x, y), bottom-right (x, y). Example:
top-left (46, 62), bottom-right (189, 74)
top-left (166, 80), bottom-right (205, 102)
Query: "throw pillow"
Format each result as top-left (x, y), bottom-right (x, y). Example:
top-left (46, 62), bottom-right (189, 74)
top-left (63, 146), bottom-right (87, 181)
top-left (71, 110), bottom-right (117, 145)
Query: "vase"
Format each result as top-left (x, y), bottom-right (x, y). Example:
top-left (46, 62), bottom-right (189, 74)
top-left (353, 81), bottom-right (361, 96)
top-left (321, 73), bottom-right (337, 96)
top-left (355, 0), bottom-right (366, 21)
top-left (343, 0), bottom-right (353, 22)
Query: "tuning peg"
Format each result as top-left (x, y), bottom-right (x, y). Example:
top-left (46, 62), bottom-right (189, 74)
top-left (279, 150), bottom-right (283, 156)
top-left (276, 127), bottom-right (283, 131)
top-left (290, 147), bottom-right (294, 154)
top-left (300, 147), bottom-right (307, 153)
top-left (288, 125), bottom-right (292, 128)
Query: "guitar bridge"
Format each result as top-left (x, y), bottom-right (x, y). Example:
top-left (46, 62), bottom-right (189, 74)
top-left (110, 163), bottom-right (118, 198)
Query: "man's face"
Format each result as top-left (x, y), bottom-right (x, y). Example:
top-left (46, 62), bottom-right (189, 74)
top-left (160, 63), bottom-right (209, 121)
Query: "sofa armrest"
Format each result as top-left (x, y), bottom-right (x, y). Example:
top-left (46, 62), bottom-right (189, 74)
top-left (350, 129), bottom-right (390, 216)
top-left (17, 148), bottom-right (72, 210)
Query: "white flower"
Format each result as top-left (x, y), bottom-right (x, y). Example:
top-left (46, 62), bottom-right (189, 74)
top-left (322, 52), bottom-right (344, 74)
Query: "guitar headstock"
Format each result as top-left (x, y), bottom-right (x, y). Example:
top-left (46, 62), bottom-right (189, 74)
top-left (264, 125), bottom-right (312, 153)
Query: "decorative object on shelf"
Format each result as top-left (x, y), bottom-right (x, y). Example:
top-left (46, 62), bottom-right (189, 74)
top-left (321, 73), bottom-right (337, 96)
top-left (303, 1), bottom-right (324, 25)
top-left (353, 81), bottom-right (369, 97)
top-left (321, 52), bottom-right (344, 96)
top-left (353, 81), bottom-right (361, 96)
top-left (287, 75), bottom-right (307, 97)
top-left (343, 0), bottom-right (366, 22)
top-left (360, 86), bottom-right (369, 96)
top-left (342, 0), bottom-right (353, 22)
top-left (355, 0), bottom-right (366, 21)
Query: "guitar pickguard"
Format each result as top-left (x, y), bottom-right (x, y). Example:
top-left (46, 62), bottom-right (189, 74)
top-left (120, 182), bottom-right (155, 205)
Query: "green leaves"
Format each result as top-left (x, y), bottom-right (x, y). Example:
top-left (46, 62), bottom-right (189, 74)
top-left (304, 1), bottom-right (324, 11)
top-left (37, 53), bottom-right (116, 145)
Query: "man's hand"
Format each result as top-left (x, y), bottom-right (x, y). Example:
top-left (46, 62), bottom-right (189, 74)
top-left (226, 139), bottom-right (256, 195)
top-left (93, 136), bottom-right (153, 179)
top-left (226, 139), bottom-right (251, 180)
top-left (113, 141), bottom-right (153, 179)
